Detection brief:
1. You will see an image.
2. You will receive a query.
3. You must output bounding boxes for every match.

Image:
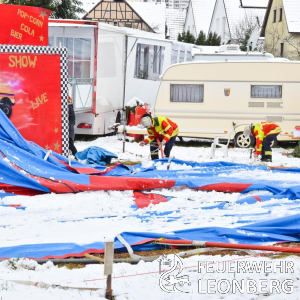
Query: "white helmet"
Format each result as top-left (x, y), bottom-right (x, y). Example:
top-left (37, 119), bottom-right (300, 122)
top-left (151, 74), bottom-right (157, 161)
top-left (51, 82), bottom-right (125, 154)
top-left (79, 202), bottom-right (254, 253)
top-left (140, 114), bottom-right (152, 128)
top-left (243, 125), bottom-right (252, 138)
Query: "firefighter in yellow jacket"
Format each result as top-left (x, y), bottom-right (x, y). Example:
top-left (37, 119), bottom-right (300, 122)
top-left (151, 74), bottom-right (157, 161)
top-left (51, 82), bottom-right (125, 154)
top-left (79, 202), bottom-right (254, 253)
top-left (139, 113), bottom-right (179, 160)
top-left (243, 122), bottom-right (281, 162)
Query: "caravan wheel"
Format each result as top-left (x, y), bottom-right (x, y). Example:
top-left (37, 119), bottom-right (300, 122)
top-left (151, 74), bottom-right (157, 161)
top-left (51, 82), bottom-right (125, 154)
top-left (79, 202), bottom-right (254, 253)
top-left (234, 132), bottom-right (253, 148)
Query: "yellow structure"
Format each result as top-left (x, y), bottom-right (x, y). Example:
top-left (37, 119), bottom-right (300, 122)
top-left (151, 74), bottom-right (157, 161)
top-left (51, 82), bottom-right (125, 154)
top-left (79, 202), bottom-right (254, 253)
top-left (261, 0), bottom-right (300, 60)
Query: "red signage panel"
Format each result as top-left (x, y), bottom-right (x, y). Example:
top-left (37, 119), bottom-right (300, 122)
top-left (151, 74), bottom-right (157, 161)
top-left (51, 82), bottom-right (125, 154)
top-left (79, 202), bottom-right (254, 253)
top-left (0, 53), bottom-right (63, 153)
top-left (0, 4), bottom-right (51, 46)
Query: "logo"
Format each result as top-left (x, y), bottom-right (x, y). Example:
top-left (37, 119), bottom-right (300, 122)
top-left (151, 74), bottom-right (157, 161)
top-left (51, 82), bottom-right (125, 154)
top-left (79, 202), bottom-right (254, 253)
top-left (224, 88), bottom-right (231, 97)
top-left (159, 254), bottom-right (191, 293)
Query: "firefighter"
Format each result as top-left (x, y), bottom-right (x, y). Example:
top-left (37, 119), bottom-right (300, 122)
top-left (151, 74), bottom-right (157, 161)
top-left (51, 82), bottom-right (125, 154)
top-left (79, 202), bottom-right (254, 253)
top-left (139, 113), bottom-right (179, 160)
top-left (243, 122), bottom-right (281, 162)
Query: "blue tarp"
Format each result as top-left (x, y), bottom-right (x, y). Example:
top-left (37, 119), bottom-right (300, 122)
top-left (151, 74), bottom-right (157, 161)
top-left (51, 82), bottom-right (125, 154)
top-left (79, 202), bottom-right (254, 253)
top-left (0, 214), bottom-right (299, 259)
top-left (75, 146), bottom-right (118, 165)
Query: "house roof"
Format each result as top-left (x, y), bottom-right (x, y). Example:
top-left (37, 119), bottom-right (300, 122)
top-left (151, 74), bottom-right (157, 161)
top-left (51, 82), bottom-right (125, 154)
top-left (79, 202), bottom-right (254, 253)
top-left (78, 0), bottom-right (96, 18)
top-left (129, 2), bottom-right (166, 37)
top-left (223, 0), bottom-right (266, 38)
top-left (261, 0), bottom-right (300, 37)
top-left (240, 0), bottom-right (268, 8)
top-left (190, 0), bottom-right (216, 35)
top-left (79, 0), bottom-right (158, 33)
top-left (166, 8), bottom-right (187, 41)
top-left (282, 0), bottom-right (300, 33)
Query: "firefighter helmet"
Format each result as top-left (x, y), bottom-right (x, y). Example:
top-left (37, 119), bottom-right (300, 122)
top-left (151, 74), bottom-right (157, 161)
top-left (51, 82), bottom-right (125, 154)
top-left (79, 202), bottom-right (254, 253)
top-left (140, 113), bottom-right (152, 128)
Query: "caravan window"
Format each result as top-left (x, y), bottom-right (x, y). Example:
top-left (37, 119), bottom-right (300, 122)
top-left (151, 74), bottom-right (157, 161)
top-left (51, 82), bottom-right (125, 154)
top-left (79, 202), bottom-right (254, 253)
top-left (171, 84), bottom-right (204, 103)
top-left (179, 45), bottom-right (185, 63)
top-left (171, 45), bottom-right (179, 64)
top-left (251, 85), bottom-right (282, 98)
top-left (135, 43), bottom-right (165, 80)
top-left (57, 37), bottom-right (91, 79)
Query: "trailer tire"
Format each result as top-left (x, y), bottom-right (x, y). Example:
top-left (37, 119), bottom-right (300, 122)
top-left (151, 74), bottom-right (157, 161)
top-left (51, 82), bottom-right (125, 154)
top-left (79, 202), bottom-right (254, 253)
top-left (234, 132), bottom-right (254, 148)
top-left (0, 103), bottom-right (12, 118)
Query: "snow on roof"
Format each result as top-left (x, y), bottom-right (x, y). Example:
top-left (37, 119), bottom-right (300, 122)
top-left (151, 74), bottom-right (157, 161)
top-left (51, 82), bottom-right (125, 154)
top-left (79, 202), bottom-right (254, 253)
top-left (78, 0), bottom-right (166, 36)
top-left (224, 0), bottom-right (266, 38)
top-left (166, 8), bottom-right (187, 41)
top-left (190, 0), bottom-right (216, 35)
top-left (77, 0), bottom-right (96, 18)
top-left (283, 0), bottom-right (300, 33)
top-left (129, 2), bottom-right (166, 38)
top-left (240, 0), bottom-right (268, 8)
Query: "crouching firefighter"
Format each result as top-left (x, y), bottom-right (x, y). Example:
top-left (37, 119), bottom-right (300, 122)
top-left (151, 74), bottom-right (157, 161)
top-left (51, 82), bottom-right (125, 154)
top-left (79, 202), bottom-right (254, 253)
top-left (243, 122), bottom-right (281, 162)
top-left (139, 114), bottom-right (179, 160)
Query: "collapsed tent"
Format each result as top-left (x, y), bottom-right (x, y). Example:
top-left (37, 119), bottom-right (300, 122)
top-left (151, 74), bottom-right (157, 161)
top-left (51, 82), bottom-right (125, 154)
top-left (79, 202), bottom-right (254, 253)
top-left (1, 109), bottom-right (300, 259)
top-left (0, 109), bottom-right (175, 195)
top-left (1, 107), bottom-right (300, 197)
top-left (0, 214), bottom-right (299, 259)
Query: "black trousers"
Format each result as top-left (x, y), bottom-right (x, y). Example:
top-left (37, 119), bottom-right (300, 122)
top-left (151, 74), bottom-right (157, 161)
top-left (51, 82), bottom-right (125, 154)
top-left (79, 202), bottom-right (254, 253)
top-left (150, 136), bottom-right (176, 160)
top-left (261, 133), bottom-right (279, 162)
top-left (69, 125), bottom-right (77, 156)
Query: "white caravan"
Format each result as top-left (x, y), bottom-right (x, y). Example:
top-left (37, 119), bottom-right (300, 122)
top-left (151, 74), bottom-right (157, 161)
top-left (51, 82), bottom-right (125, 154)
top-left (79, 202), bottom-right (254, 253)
top-left (192, 44), bottom-right (275, 62)
top-left (48, 20), bottom-right (192, 135)
top-left (154, 61), bottom-right (300, 147)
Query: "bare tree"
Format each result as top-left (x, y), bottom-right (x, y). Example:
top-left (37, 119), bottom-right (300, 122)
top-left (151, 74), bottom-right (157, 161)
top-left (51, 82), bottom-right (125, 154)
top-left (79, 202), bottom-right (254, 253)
top-left (229, 13), bottom-right (264, 50)
top-left (263, 27), bottom-right (283, 57)
top-left (282, 34), bottom-right (300, 60)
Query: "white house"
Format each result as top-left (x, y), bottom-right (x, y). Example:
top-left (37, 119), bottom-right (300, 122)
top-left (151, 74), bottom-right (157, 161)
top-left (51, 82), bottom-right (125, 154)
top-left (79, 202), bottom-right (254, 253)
top-left (209, 0), bottom-right (267, 44)
top-left (166, 8), bottom-right (187, 40)
top-left (184, 0), bottom-right (217, 38)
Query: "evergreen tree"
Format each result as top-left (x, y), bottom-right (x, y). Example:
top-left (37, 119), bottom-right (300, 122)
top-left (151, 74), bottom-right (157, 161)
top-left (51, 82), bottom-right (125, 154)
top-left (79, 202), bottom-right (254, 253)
top-left (205, 32), bottom-right (213, 45)
top-left (185, 30), bottom-right (195, 44)
top-left (240, 29), bottom-right (251, 51)
top-left (181, 31), bottom-right (187, 42)
top-left (196, 30), bottom-right (206, 45)
top-left (2, 0), bottom-right (86, 19)
top-left (177, 33), bottom-right (183, 42)
top-left (211, 32), bottom-right (221, 46)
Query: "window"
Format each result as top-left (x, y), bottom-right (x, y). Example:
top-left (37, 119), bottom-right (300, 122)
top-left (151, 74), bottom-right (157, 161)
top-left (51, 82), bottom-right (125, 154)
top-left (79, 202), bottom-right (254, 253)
top-left (251, 85), bottom-right (282, 99)
top-left (280, 42), bottom-right (284, 57)
top-left (134, 43), bottom-right (165, 80)
top-left (171, 45), bottom-right (178, 64)
top-left (57, 37), bottom-right (91, 79)
top-left (179, 45), bottom-right (185, 62)
top-left (48, 37), bottom-right (54, 47)
top-left (171, 84), bottom-right (204, 102)
top-left (279, 7), bottom-right (283, 22)
top-left (273, 9), bottom-right (277, 23)
top-left (186, 49), bottom-right (192, 61)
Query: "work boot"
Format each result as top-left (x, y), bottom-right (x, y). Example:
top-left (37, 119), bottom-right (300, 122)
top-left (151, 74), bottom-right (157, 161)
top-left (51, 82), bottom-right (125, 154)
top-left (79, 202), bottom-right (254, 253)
top-left (261, 158), bottom-right (272, 162)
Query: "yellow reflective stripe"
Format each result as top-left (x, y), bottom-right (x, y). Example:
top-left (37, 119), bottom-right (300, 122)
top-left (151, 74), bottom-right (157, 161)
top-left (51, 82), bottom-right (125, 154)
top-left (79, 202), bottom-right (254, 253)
top-left (269, 128), bottom-right (281, 135)
top-left (172, 128), bottom-right (179, 136)
top-left (164, 134), bottom-right (171, 139)
top-left (164, 125), bottom-right (171, 132)
top-left (265, 151), bottom-right (272, 155)
top-left (146, 137), bottom-right (154, 143)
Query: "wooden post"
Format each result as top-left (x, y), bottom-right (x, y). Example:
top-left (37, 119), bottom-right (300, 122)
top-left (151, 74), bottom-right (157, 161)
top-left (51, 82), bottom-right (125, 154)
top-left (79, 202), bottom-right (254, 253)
top-left (104, 242), bottom-right (114, 300)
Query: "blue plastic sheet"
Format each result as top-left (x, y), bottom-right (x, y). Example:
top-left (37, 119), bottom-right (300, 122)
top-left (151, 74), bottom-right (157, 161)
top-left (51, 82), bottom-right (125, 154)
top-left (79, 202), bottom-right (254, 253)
top-left (75, 146), bottom-right (118, 165)
top-left (0, 214), bottom-right (299, 259)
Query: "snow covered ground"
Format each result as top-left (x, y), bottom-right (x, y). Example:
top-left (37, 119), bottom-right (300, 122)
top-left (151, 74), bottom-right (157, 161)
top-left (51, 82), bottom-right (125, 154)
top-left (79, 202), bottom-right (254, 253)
top-left (1, 135), bottom-right (300, 300)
